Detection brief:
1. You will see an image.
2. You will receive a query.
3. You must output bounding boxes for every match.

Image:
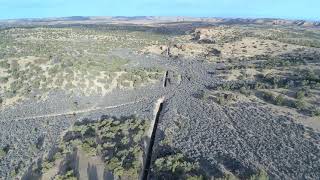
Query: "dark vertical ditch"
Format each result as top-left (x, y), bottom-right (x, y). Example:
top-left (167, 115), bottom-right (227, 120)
top-left (163, 71), bottom-right (169, 87)
top-left (141, 102), bottom-right (164, 180)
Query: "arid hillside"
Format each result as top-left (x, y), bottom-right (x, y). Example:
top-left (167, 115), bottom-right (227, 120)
top-left (0, 17), bottom-right (319, 180)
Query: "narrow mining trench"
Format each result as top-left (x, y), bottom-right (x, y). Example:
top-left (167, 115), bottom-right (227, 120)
top-left (163, 71), bottom-right (169, 87)
top-left (141, 97), bottom-right (165, 180)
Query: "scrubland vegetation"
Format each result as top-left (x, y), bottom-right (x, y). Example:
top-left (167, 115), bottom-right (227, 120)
top-left (210, 51), bottom-right (320, 117)
top-left (1, 20), bottom-right (320, 180)
top-left (179, 27), bottom-right (320, 118)
top-left (153, 153), bottom-right (204, 180)
top-left (0, 27), bottom-right (166, 106)
top-left (33, 116), bottom-right (150, 179)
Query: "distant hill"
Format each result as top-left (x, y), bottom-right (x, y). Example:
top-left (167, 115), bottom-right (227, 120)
top-left (0, 16), bottom-right (319, 28)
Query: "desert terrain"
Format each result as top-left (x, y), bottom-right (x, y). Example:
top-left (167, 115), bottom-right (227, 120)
top-left (0, 17), bottom-right (320, 180)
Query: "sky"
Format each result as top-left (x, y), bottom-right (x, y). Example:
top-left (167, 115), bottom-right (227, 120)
top-left (0, 0), bottom-right (319, 20)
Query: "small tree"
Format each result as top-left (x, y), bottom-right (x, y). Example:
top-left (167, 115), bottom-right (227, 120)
top-left (310, 106), bottom-right (320, 117)
top-left (296, 90), bottom-right (305, 99)
top-left (240, 87), bottom-right (251, 96)
top-left (261, 91), bottom-right (274, 103)
top-left (250, 170), bottom-right (269, 180)
top-left (275, 94), bottom-right (284, 105)
top-left (294, 99), bottom-right (306, 110)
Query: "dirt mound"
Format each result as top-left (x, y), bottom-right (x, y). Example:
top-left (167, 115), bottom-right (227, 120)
top-left (142, 43), bottom-right (221, 60)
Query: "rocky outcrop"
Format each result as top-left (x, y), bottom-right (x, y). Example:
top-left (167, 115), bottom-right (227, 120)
top-left (192, 29), bottom-right (216, 44)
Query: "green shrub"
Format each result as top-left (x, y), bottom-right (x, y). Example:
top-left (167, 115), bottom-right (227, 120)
top-left (5, 90), bottom-right (16, 98)
top-left (216, 95), bottom-right (226, 105)
top-left (194, 90), bottom-right (207, 100)
top-left (261, 91), bottom-right (275, 103)
top-left (274, 94), bottom-right (284, 105)
top-left (310, 106), bottom-right (320, 117)
top-left (249, 170), bottom-right (269, 180)
top-left (32, 80), bottom-right (41, 89)
top-left (81, 142), bottom-right (96, 156)
top-left (0, 61), bottom-right (10, 69)
top-left (296, 90), bottom-right (305, 99)
top-left (154, 153), bottom-right (203, 179)
top-left (0, 149), bottom-right (7, 159)
top-left (218, 173), bottom-right (238, 180)
top-left (121, 81), bottom-right (131, 87)
top-left (294, 99), bottom-right (307, 110)
top-left (42, 160), bottom-right (55, 172)
top-left (103, 84), bottom-right (110, 90)
top-left (239, 87), bottom-right (251, 96)
top-left (0, 77), bottom-right (9, 83)
top-left (55, 170), bottom-right (77, 180)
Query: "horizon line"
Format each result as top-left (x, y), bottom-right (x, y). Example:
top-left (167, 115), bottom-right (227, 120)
top-left (0, 15), bottom-right (319, 22)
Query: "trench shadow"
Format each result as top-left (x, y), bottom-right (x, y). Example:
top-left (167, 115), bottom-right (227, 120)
top-left (22, 158), bottom-right (43, 180)
top-left (87, 163), bottom-right (98, 180)
top-left (56, 147), bottom-right (80, 177)
top-left (103, 170), bottom-right (114, 180)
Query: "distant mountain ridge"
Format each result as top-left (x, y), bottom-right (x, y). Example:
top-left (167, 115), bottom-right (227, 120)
top-left (0, 16), bottom-right (319, 28)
